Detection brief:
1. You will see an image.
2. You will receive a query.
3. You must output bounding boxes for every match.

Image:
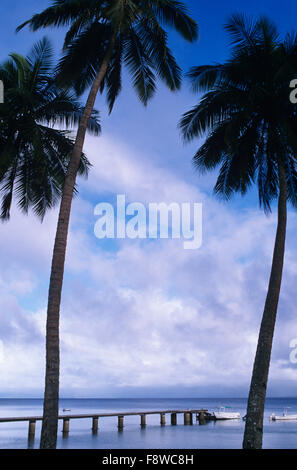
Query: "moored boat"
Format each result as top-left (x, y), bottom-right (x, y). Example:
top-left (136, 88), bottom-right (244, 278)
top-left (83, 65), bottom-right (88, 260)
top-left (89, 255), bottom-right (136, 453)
top-left (213, 406), bottom-right (241, 420)
top-left (270, 408), bottom-right (297, 421)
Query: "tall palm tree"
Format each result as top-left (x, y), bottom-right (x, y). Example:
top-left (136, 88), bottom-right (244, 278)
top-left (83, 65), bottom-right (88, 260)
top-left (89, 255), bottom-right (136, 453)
top-left (180, 14), bottom-right (297, 449)
top-left (17, 0), bottom-right (198, 449)
top-left (0, 37), bottom-right (100, 220)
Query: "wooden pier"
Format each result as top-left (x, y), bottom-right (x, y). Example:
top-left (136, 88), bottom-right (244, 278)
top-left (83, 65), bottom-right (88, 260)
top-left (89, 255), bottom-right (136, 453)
top-left (0, 409), bottom-right (210, 440)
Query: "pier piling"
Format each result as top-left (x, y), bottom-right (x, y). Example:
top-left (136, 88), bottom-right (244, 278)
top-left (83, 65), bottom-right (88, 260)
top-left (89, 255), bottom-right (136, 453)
top-left (62, 418), bottom-right (70, 435)
top-left (160, 413), bottom-right (166, 426)
top-left (171, 413), bottom-right (177, 425)
top-left (198, 412), bottom-right (205, 425)
top-left (118, 415), bottom-right (124, 430)
top-left (28, 420), bottom-right (36, 440)
top-left (184, 412), bottom-right (192, 425)
top-left (140, 414), bottom-right (146, 428)
top-left (92, 417), bottom-right (99, 434)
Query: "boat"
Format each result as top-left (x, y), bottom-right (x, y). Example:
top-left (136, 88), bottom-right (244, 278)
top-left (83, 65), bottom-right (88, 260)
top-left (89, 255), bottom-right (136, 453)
top-left (270, 408), bottom-right (297, 421)
top-left (213, 406), bottom-right (241, 420)
top-left (62, 408), bottom-right (71, 412)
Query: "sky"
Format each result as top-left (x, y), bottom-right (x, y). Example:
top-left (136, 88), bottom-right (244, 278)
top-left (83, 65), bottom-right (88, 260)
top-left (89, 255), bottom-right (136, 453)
top-left (0, 0), bottom-right (297, 398)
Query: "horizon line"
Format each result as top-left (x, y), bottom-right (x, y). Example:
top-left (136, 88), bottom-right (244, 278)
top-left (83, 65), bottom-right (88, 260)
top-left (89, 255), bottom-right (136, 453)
top-left (0, 396), bottom-right (296, 400)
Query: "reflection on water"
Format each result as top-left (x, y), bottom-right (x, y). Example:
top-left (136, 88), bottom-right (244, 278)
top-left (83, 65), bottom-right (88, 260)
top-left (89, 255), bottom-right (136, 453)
top-left (213, 419), bottom-right (242, 428)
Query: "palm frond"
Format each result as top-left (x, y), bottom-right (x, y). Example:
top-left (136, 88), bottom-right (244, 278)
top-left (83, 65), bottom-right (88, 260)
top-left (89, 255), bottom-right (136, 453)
top-left (150, 0), bottom-right (198, 42)
top-left (123, 28), bottom-right (156, 105)
top-left (136, 18), bottom-right (182, 91)
top-left (180, 86), bottom-right (246, 141)
top-left (16, 0), bottom-right (101, 32)
top-left (181, 13), bottom-right (297, 210)
top-left (104, 35), bottom-right (123, 113)
top-left (55, 21), bottom-right (112, 96)
top-left (224, 12), bottom-right (259, 51)
top-left (0, 36), bottom-right (98, 220)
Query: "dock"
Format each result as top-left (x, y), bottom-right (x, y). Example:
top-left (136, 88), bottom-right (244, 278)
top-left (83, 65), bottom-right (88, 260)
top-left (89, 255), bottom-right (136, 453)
top-left (0, 408), bottom-right (211, 440)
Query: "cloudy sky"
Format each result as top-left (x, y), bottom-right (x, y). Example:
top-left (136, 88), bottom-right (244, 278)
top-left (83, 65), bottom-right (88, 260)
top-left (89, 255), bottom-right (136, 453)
top-left (1, 0), bottom-right (297, 398)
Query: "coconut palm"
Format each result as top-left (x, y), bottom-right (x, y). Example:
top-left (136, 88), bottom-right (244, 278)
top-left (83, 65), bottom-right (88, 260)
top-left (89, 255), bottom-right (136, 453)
top-left (17, 0), bottom-right (198, 448)
top-left (0, 37), bottom-right (100, 220)
top-left (180, 13), bottom-right (297, 449)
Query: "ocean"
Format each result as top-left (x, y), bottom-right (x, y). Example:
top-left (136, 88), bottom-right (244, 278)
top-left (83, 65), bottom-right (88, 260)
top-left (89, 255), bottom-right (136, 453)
top-left (0, 397), bottom-right (296, 449)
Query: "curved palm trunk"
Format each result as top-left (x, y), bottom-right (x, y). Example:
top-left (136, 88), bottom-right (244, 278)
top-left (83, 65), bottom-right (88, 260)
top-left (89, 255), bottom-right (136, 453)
top-left (40, 35), bottom-right (116, 450)
top-left (243, 163), bottom-right (287, 449)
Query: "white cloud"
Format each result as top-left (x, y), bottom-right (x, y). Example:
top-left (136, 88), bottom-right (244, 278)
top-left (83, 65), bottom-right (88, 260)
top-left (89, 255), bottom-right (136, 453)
top-left (0, 134), bottom-right (296, 397)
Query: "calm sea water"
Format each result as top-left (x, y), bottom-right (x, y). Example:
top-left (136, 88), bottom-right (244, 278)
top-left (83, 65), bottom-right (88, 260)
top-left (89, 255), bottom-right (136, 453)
top-left (0, 397), bottom-right (296, 449)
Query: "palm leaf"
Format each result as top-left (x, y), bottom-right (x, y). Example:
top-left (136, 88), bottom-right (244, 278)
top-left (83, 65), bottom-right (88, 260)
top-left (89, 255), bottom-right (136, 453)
top-left (123, 28), bottom-right (156, 105)
top-left (16, 0), bottom-right (101, 32)
top-left (150, 0), bottom-right (198, 42)
top-left (136, 18), bottom-right (182, 91)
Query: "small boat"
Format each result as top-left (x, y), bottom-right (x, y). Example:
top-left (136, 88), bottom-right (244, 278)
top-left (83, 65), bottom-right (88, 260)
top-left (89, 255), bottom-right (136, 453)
top-left (62, 408), bottom-right (71, 412)
top-left (213, 406), bottom-right (241, 420)
top-left (270, 408), bottom-right (297, 421)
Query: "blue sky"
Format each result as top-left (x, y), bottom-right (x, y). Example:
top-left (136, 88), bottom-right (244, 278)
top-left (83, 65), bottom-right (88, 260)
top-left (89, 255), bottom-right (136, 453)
top-left (1, 1), bottom-right (297, 398)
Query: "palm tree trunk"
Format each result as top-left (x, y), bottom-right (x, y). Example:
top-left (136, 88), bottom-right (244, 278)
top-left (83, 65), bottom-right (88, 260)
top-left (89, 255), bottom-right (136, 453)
top-left (40, 34), bottom-right (116, 450)
top-left (242, 163), bottom-right (287, 449)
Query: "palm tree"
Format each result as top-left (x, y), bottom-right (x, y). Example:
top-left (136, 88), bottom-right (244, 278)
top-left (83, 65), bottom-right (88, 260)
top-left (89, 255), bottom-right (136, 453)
top-left (180, 14), bottom-right (297, 449)
top-left (17, 0), bottom-right (198, 449)
top-left (0, 37), bottom-right (100, 220)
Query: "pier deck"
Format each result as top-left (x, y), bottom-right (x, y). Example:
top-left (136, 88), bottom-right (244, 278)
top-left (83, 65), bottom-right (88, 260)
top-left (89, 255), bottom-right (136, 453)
top-left (0, 408), bottom-right (211, 439)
